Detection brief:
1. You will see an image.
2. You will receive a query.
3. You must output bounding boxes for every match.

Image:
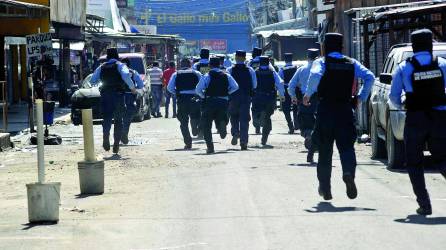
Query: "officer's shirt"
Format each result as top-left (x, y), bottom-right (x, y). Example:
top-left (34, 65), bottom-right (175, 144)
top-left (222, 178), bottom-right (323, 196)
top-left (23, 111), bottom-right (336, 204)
top-left (305, 52), bottom-right (375, 102)
top-left (226, 62), bottom-right (258, 90)
top-left (130, 69), bottom-right (145, 89)
top-left (195, 68), bottom-right (239, 100)
top-left (258, 65), bottom-right (286, 97)
top-left (90, 59), bottom-right (134, 90)
top-left (389, 51), bottom-right (446, 110)
top-left (278, 62), bottom-right (294, 80)
top-left (193, 59), bottom-right (209, 70)
top-left (167, 68), bottom-right (203, 95)
top-left (288, 60), bottom-right (313, 97)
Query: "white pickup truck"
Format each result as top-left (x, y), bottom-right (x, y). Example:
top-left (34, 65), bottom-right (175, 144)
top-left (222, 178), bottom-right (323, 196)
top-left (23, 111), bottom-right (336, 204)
top-left (369, 43), bottom-right (446, 169)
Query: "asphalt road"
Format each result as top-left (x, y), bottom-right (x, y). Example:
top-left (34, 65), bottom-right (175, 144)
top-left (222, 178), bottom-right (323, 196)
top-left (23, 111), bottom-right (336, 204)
top-left (1, 112), bottom-right (445, 250)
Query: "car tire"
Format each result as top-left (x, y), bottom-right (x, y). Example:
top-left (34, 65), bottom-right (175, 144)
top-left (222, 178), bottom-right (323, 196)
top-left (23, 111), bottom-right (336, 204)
top-left (371, 112), bottom-right (386, 159)
top-left (386, 117), bottom-right (405, 169)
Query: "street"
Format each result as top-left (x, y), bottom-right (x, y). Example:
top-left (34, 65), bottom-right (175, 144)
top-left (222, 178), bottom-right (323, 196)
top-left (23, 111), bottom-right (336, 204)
top-left (1, 113), bottom-right (445, 250)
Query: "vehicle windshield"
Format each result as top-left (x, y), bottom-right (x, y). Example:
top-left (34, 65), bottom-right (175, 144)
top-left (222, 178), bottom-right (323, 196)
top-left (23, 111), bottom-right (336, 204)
top-left (402, 50), bottom-right (446, 61)
top-left (126, 57), bottom-right (145, 75)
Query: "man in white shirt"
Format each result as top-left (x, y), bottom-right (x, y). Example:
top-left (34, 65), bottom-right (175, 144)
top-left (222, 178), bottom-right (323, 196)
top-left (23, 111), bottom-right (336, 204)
top-left (148, 62), bottom-right (164, 117)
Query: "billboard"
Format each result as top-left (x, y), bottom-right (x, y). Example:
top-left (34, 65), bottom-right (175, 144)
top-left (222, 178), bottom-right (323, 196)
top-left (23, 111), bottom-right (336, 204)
top-left (134, 0), bottom-right (261, 53)
top-left (200, 40), bottom-right (227, 53)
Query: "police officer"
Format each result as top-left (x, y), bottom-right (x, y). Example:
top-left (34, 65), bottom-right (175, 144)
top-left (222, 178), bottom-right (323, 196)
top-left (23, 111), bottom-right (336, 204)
top-left (303, 33), bottom-right (375, 200)
top-left (120, 58), bottom-right (145, 145)
top-left (193, 48), bottom-right (211, 75)
top-left (249, 47), bottom-right (262, 70)
top-left (252, 56), bottom-right (286, 146)
top-left (167, 58), bottom-right (203, 150)
top-left (389, 29), bottom-right (446, 215)
top-left (90, 48), bottom-right (136, 154)
top-left (289, 48), bottom-right (320, 163)
top-left (196, 57), bottom-right (239, 154)
top-left (279, 53), bottom-right (299, 134)
top-left (227, 50), bottom-right (257, 150)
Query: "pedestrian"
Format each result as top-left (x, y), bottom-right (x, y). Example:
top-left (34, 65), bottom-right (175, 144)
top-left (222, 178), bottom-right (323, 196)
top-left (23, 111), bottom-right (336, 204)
top-left (252, 56), bottom-right (286, 146)
top-left (227, 50), bottom-right (257, 150)
top-left (163, 61), bottom-right (177, 118)
top-left (389, 29), bottom-right (446, 215)
top-left (279, 53), bottom-right (299, 134)
top-left (193, 48), bottom-right (211, 75)
top-left (289, 48), bottom-right (320, 163)
top-left (148, 61), bottom-right (163, 118)
top-left (224, 54), bottom-right (232, 68)
top-left (120, 58), bottom-right (145, 145)
top-left (303, 33), bottom-right (375, 200)
top-left (249, 47), bottom-right (262, 70)
top-left (167, 58), bottom-right (203, 150)
top-left (196, 57), bottom-right (239, 154)
top-left (90, 48), bottom-right (136, 154)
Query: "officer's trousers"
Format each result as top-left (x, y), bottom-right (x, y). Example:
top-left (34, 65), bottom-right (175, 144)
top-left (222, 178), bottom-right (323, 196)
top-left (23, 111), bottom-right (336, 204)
top-left (314, 102), bottom-right (357, 191)
top-left (404, 110), bottom-right (446, 208)
top-left (165, 90), bottom-right (177, 116)
top-left (101, 91), bottom-right (125, 144)
top-left (201, 98), bottom-right (229, 148)
top-left (229, 93), bottom-right (251, 144)
top-left (177, 94), bottom-right (201, 146)
top-left (122, 93), bottom-right (137, 137)
top-left (252, 93), bottom-right (276, 137)
top-left (282, 93), bottom-right (298, 130)
top-left (299, 97), bottom-right (319, 156)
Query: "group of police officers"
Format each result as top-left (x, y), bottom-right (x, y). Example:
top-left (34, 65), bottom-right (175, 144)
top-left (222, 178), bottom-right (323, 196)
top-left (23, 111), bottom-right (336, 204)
top-left (92, 29), bottom-right (446, 216)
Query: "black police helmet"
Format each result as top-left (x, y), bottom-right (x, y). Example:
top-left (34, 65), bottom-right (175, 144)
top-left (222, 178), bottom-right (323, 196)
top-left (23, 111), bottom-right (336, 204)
top-left (411, 29), bottom-right (433, 53)
top-left (323, 33), bottom-right (343, 54)
top-left (106, 48), bottom-right (119, 60)
top-left (209, 57), bottom-right (220, 68)
top-left (180, 58), bottom-right (191, 68)
top-left (236, 50), bottom-right (246, 57)
top-left (259, 56), bottom-right (270, 66)
top-left (284, 53), bottom-right (293, 62)
top-left (200, 49), bottom-right (210, 59)
top-left (252, 47), bottom-right (262, 58)
top-left (307, 48), bottom-right (320, 60)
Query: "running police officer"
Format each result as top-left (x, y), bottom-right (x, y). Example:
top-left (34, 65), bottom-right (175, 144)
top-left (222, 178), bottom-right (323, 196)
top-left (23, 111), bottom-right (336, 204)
top-left (90, 48), bottom-right (136, 154)
top-left (389, 29), bottom-right (446, 215)
top-left (167, 58), bottom-right (203, 150)
top-left (303, 33), bottom-right (375, 200)
top-left (196, 57), bottom-right (239, 154)
top-left (120, 58), bottom-right (145, 145)
top-left (193, 48), bottom-right (211, 75)
top-left (252, 56), bottom-right (286, 146)
top-left (279, 52), bottom-right (299, 134)
top-left (227, 50), bottom-right (257, 150)
top-left (289, 48), bottom-right (320, 163)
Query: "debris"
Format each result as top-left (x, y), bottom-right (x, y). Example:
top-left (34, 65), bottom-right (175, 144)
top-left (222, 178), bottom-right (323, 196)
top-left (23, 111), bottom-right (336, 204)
top-left (70, 207), bottom-right (85, 213)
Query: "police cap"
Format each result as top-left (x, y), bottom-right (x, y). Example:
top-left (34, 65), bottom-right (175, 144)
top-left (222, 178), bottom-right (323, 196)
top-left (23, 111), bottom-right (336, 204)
top-left (209, 57), bottom-right (220, 68)
top-left (411, 29), bottom-right (433, 53)
top-left (236, 50), bottom-right (246, 57)
top-left (259, 56), bottom-right (270, 66)
top-left (284, 53), bottom-right (293, 62)
top-left (307, 48), bottom-right (320, 60)
top-left (252, 47), bottom-right (262, 58)
top-left (200, 48), bottom-right (210, 59)
top-left (106, 47), bottom-right (119, 60)
top-left (323, 33), bottom-right (343, 54)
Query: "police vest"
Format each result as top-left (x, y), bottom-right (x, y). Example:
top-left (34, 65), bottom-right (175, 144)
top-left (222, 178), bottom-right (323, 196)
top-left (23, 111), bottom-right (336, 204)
top-left (318, 56), bottom-right (355, 103)
top-left (406, 56), bottom-right (446, 111)
top-left (256, 68), bottom-right (276, 95)
top-left (100, 62), bottom-right (128, 93)
top-left (282, 66), bottom-right (297, 84)
top-left (206, 71), bottom-right (229, 97)
top-left (230, 64), bottom-right (252, 96)
top-left (197, 63), bottom-right (210, 75)
top-left (250, 60), bottom-right (260, 70)
top-left (175, 69), bottom-right (200, 93)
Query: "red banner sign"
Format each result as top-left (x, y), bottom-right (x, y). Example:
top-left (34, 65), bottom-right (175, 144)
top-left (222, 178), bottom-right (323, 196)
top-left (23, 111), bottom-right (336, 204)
top-left (200, 39), bottom-right (227, 53)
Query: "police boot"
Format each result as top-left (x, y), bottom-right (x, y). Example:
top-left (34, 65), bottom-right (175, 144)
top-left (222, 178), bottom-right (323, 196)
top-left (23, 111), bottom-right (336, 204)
top-left (240, 143), bottom-right (248, 151)
top-left (343, 174), bottom-right (358, 199)
top-left (206, 143), bottom-right (215, 154)
top-left (231, 135), bottom-right (239, 146)
top-left (121, 131), bottom-right (129, 145)
top-left (416, 205), bottom-right (432, 216)
top-left (307, 151), bottom-right (314, 163)
top-left (103, 134), bottom-right (110, 151)
top-left (255, 126), bottom-right (261, 135)
top-left (261, 134), bottom-right (268, 146)
top-left (218, 122), bottom-right (227, 139)
top-left (288, 123), bottom-right (294, 134)
top-left (318, 186), bottom-right (332, 201)
top-left (191, 120), bottom-right (199, 136)
top-left (112, 143), bottom-right (120, 154)
top-left (440, 170), bottom-right (446, 181)
top-left (184, 143), bottom-right (192, 150)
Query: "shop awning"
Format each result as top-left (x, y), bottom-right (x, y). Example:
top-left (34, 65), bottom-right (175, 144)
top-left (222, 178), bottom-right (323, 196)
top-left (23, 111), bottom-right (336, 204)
top-left (0, 0), bottom-right (49, 18)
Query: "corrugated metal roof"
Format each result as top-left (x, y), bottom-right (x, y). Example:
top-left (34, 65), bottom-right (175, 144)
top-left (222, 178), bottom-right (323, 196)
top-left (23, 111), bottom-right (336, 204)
top-left (0, 0), bottom-right (49, 9)
top-left (255, 29), bottom-right (317, 38)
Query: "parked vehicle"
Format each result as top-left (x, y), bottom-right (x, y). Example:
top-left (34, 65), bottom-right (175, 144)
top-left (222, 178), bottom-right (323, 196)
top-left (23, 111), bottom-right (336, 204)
top-left (71, 53), bottom-right (152, 125)
top-left (369, 43), bottom-right (446, 168)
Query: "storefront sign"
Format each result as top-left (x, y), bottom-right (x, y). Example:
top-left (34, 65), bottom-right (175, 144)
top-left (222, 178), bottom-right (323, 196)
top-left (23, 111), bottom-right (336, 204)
top-left (26, 33), bottom-right (53, 59)
top-left (200, 39), bottom-right (227, 53)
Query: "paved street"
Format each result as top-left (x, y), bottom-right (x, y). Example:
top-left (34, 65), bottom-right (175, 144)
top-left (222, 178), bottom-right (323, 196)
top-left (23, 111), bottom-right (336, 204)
top-left (1, 113), bottom-right (446, 250)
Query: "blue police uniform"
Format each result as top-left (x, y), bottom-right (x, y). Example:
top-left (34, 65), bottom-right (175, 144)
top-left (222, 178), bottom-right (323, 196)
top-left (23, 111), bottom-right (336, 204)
top-left (91, 56), bottom-right (135, 153)
top-left (305, 35), bottom-right (375, 199)
top-left (167, 67), bottom-right (203, 148)
top-left (121, 68), bottom-right (145, 144)
top-left (227, 54), bottom-right (257, 149)
top-left (279, 58), bottom-right (299, 133)
top-left (196, 65), bottom-right (239, 153)
top-left (252, 57), bottom-right (286, 145)
top-left (389, 29), bottom-right (446, 214)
